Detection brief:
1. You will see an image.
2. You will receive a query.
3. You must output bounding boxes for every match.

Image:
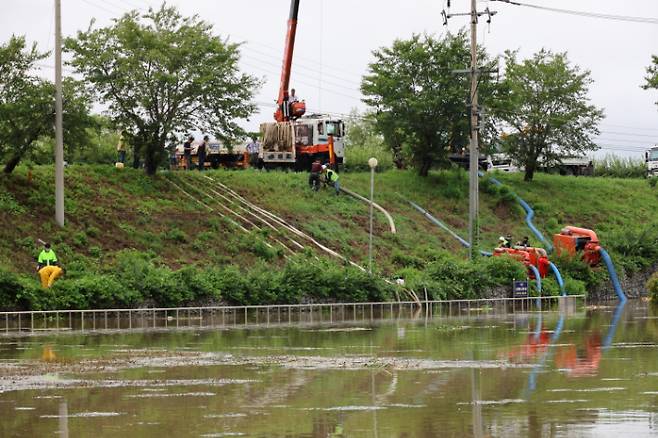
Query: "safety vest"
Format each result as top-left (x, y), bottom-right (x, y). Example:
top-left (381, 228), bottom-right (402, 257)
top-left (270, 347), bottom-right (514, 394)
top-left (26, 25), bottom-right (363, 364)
top-left (38, 249), bottom-right (58, 266)
top-left (326, 169), bottom-right (339, 182)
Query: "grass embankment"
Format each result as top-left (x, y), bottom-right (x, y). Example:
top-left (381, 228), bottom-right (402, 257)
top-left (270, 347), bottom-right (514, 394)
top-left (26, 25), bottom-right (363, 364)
top-left (1, 165), bottom-right (656, 310)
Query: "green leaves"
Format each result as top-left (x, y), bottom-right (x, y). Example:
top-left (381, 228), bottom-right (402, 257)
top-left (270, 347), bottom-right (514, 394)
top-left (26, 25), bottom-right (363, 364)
top-left (65, 4), bottom-right (261, 175)
top-left (492, 50), bottom-right (604, 181)
top-left (643, 55), bottom-right (658, 107)
top-left (361, 32), bottom-right (495, 176)
top-left (0, 36), bottom-right (94, 173)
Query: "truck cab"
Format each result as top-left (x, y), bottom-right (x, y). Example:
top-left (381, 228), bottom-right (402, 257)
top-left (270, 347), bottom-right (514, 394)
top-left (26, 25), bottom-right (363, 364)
top-left (260, 115), bottom-right (345, 170)
top-left (646, 146), bottom-right (658, 178)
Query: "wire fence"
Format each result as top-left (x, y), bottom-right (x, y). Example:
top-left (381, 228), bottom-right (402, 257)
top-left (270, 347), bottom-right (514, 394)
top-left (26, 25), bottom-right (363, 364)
top-left (0, 295), bottom-right (585, 336)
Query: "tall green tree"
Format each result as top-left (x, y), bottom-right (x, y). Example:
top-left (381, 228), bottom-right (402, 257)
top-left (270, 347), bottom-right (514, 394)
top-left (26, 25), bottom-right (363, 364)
top-left (65, 5), bottom-right (260, 175)
top-left (0, 36), bottom-right (95, 174)
top-left (643, 55), bottom-right (658, 107)
top-left (493, 50), bottom-right (604, 181)
top-left (361, 32), bottom-right (496, 176)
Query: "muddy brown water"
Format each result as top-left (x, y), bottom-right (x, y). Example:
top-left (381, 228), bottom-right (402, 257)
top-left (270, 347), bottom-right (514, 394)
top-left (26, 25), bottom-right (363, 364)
top-left (0, 301), bottom-right (656, 437)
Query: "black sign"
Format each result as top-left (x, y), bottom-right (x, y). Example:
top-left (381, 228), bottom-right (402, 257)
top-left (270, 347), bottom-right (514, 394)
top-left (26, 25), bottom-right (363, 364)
top-left (513, 280), bottom-right (529, 298)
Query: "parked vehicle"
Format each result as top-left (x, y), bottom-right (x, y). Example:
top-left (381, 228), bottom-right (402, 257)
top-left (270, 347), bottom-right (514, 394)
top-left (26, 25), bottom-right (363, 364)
top-left (175, 138), bottom-right (248, 169)
top-left (645, 145), bottom-right (658, 178)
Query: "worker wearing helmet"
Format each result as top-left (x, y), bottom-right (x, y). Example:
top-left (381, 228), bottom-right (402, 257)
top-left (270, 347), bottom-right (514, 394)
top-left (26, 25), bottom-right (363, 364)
top-left (322, 165), bottom-right (340, 195)
top-left (498, 236), bottom-right (509, 249)
top-left (36, 243), bottom-right (63, 288)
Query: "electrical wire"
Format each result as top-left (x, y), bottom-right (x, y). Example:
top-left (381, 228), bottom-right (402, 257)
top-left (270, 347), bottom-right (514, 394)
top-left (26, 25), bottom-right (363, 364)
top-left (490, 0), bottom-right (658, 24)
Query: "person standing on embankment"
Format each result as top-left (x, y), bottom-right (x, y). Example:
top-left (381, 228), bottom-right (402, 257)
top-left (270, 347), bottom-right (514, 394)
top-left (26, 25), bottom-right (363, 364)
top-left (36, 243), bottom-right (63, 288)
top-left (183, 135), bottom-right (194, 170)
top-left (198, 135), bottom-right (208, 171)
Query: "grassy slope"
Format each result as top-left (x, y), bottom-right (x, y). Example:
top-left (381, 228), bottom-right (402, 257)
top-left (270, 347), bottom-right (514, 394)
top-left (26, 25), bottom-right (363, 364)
top-left (1, 165), bottom-right (656, 279)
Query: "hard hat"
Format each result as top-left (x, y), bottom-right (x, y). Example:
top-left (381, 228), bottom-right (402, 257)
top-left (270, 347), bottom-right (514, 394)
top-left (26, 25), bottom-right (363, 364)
top-left (321, 165), bottom-right (327, 170)
top-left (499, 236), bottom-right (506, 241)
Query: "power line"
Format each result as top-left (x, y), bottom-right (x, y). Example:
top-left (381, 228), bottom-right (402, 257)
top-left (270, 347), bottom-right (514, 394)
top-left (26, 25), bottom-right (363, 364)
top-left (241, 61), bottom-right (362, 102)
top-left (596, 136), bottom-right (657, 145)
top-left (490, 0), bottom-right (658, 24)
top-left (601, 123), bottom-right (658, 133)
top-left (240, 52), bottom-right (361, 93)
top-left (80, 0), bottom-right (122, 16)
top-left (241, 45), bottom-right (362, 88)
top-left (600, 130), bottom-right (658, 139)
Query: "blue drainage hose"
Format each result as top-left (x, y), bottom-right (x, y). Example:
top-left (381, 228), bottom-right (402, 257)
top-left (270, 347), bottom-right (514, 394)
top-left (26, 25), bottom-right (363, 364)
top-left (602, 301), bottom-right (626, 351)
top-left (408, 201), bottom-right (492, 257)
top-left (528, 265), bottom-right (542, 307)
top-left (549, 262), bottom-right (566, 296)
top-left (481, 173), bottom-right (553, 252)
top-left (408, 201), bottom-right (471, 247)
top-left (409, 200), bottom-right (559, 289)
top-left (599, 247), bottom-right (627, 303)
top-left (527, 313), bottom-right (565, 394)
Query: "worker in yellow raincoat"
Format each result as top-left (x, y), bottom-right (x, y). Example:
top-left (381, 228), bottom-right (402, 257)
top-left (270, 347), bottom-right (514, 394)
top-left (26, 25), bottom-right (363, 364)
top-left (36, 243), bottom-right (63, 288)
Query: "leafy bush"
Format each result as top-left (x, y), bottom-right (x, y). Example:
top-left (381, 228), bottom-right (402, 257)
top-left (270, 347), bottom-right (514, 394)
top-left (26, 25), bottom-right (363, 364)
top-left (0, 193), bottom-right (26, 215)
top-left (605, 223), bottom-right (658, 272)
top-left (564, 277), bottom-right (587, 296)
top-left (647, 272), bottom-right (658, 300)
top-left (553, 254), bottom-right (606, 290)
top-left (0, 268), bottom-right (51, 310)
top-left (478, 255), bottom-right (528, 285)
top-left (593, 155), bottom-right (646, 179)
top-left (407, 252), bottom-right (527, 300)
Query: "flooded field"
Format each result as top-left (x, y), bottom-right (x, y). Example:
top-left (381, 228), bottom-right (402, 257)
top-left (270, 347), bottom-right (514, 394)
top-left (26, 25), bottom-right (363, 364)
top-left (0, 301), bottom-right (656, 437)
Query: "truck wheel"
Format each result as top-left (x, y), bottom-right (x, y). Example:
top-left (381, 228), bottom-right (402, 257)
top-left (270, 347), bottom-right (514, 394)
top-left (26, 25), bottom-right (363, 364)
top-left (210, 160), bottom-right (220, 169)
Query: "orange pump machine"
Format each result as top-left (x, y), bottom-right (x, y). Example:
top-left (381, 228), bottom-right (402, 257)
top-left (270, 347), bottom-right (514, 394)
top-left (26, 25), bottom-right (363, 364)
top-left (493, 247), bottom-right (550, 278)
top-left (553, 226), bottom-right (601, 266)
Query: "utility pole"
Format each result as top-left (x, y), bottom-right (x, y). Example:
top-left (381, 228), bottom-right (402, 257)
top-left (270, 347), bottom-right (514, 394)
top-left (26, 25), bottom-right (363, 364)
top-left (55, 0), bottom-right (64, 227)
top-left (443, 1), bottom-right (497, 260)
top-left (468, 0), bottom-right (479, 260)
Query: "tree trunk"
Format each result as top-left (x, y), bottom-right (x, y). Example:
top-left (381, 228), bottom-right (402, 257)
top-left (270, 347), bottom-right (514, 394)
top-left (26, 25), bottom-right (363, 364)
top-left (524, 160), bottom-right (536, 181)
top-left (143, 139), bottom-right (163, 176)
top-left (3, 155), bottom-right (22, 174)
top-left (132, 144), bottom-right (140, 169)
top-left (418, 159), bottom-right (432, 177)
top-left (391, 143), bottom-right (406, 170)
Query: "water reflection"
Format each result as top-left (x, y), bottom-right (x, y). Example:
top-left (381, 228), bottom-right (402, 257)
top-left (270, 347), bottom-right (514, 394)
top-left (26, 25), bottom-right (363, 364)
top-left (0, 301), bottom-right (655, 437)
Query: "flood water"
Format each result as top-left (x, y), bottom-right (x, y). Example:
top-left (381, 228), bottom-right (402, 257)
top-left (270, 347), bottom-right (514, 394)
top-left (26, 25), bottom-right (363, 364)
top-left (0, 301), bottom-right (656, 437)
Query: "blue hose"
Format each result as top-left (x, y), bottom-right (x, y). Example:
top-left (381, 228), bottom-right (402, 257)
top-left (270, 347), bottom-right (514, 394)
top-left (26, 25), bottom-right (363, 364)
top-left (526, 313), bottom-right (565, 394)
top-left (548, 262), bottom-right (566, 296)
top-left (481, 173), bottom-right (554, 253)
top-left (599, 247), bottom-right (627, 303)
top-left (602, 300), bottom-right (626, 351)
top-left (408, 200), bottom-right (491, 256)
top-left (408, 201), bottom-right (471, 247)
top-left (528, 264), bottom-right (542, 307)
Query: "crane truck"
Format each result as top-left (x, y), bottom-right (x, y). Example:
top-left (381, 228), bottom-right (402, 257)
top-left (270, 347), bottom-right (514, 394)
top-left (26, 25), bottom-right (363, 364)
top-left (259, 0), bottom-right (346, 171)
top-left (646, 145), bottom-right (658, 178)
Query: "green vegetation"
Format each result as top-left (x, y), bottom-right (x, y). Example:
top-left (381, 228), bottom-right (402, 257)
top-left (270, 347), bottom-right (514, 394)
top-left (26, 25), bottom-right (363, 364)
top-left (0, 36), bottom-right (95, 174)
top-left (643, 55), bottom-right (658, 107)
top-left (647, 272), bottom-right (658, 301)
top-left (1, 165), bottom-right (657, 310)
top-left (65, 4), bottom-right (260, 175)
top-left (593, 155), bottom-right (647, 179)
top-left (361, 31), bottom-right (497, 176)
top-left (493, 50), bottom-right (604, 181)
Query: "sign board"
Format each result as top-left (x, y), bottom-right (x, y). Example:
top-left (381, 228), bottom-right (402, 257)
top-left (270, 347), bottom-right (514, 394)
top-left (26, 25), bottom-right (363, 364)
top-left (512, 280), bottom-right (529, 298)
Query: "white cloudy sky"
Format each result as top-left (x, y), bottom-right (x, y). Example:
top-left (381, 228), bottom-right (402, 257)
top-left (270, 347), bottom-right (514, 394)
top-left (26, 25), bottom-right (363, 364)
top-left (1, 0), bottom-right (657, 157)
